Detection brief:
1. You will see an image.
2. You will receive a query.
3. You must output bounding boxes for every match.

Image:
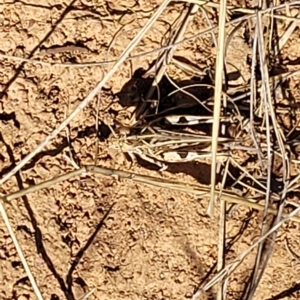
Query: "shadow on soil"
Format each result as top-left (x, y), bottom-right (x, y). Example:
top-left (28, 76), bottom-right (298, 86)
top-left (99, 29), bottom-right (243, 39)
top-left (0, 130), bottom-right (114, 300)
top-left (268, 283), bottom-right (300, 299)
top-left (1, 9), bottom-right (299, 295)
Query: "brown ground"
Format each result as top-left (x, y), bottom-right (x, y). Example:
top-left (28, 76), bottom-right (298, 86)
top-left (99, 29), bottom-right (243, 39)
top-left (1, 1), bottom-right (300, 300)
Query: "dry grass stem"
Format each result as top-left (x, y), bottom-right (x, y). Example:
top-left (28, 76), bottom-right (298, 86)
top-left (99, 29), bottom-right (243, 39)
top-left (208, 0), bottom-right (227, 217)
top-left (0, 0), bottom-right (171, 186)
top-left (192, 205), bottom-right (300, 300)
top-left (2, 165), bottom-right (300, 223)
top-left (2, 0), bottom-right (300, 298)
top-left (0, 201), bottom-right (44, 300)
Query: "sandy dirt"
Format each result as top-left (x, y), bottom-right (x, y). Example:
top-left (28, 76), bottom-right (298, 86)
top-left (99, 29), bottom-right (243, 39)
top-left (1, 1), bottom-right (300, 300)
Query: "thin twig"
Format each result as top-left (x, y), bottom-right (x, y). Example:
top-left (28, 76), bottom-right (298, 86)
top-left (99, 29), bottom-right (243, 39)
top-left (246, 10), bottom-right (274, 298)
top-left (0, 0), bottom-right (171, 186)
top-left (217, 158), bottom-right (231, 300)
top-left (131, 3), bottom-right (199, 124)
top-left (0, 201), bottom-right (44, 300)
top-left (0, 3), bottom-right (297, 69)
top-left (192, 205), bottom-right (300, 300)
top-left (275, 11), bottom-right (300, 55)
top-left (3, 165), bottom-right (300, 223)
top-left (208, 0), bottom-right (227, 217)
top-left (77, 288), bottom-right (97, 300)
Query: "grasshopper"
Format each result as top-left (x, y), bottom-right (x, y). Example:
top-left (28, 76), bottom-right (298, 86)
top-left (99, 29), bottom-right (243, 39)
top-left (108, 124), bottom-right (235, 171)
